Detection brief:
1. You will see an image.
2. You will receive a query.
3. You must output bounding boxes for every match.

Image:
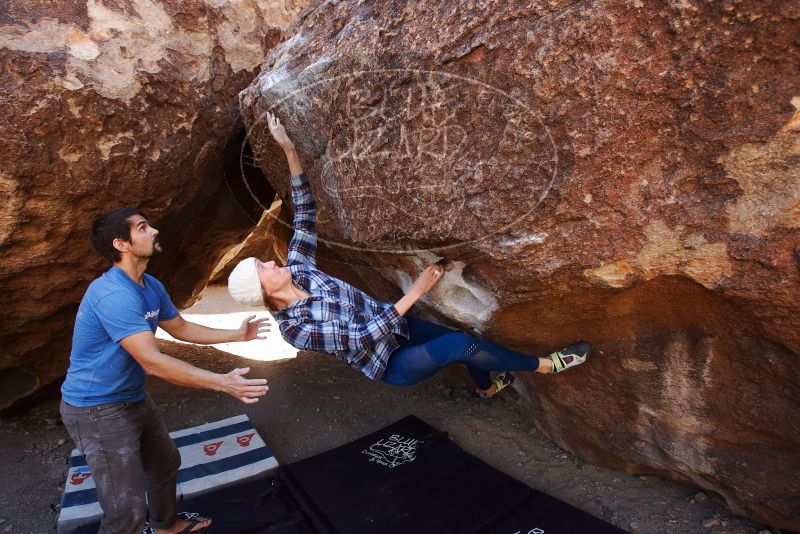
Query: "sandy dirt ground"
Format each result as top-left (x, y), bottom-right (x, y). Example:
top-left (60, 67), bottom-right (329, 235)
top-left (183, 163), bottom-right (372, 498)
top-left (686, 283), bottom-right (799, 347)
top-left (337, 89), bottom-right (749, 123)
top-left (0, 287), bottom-right (776, 534)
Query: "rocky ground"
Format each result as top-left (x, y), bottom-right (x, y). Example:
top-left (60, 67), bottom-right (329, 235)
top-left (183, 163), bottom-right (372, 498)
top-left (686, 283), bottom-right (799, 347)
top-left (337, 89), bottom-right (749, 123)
top-left (0, 287), bottom-right (779, 534)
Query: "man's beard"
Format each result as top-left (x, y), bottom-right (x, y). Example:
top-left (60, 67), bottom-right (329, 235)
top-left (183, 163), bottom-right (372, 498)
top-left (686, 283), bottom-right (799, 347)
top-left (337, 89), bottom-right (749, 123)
top-left (135, 241), bottom-right (163, 259)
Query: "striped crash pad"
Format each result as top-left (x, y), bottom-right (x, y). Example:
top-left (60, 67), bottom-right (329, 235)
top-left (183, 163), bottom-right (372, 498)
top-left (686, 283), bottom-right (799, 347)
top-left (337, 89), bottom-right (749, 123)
top-left (57, 414), bottom-right (277, 534)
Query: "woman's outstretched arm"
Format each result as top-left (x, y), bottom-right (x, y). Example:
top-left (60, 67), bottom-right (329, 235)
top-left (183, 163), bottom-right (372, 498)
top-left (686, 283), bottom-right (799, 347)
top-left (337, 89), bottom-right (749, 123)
top-left (393, 264), bottom-right (444, 316)
top-left (269, 112), bottom-right (317, 267)
top-left (284, 146), bottom-right (303, 177)
top-left (269, 112), bottom-right (303, 175)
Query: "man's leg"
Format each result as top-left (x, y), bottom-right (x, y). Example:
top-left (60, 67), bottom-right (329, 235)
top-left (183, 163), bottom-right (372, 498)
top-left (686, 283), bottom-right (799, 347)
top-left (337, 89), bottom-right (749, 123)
top-left (139, 395), bottom-right (212, 534)
top-left (139, 394), bottom-right (180, 530)
top-left (60, 399), bottom-right (149, 534)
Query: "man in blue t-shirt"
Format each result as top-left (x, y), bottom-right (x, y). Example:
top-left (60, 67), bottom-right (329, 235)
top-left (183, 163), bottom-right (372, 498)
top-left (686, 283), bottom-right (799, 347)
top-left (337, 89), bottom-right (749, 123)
top-left (60, 208), bottom-right (270, 534)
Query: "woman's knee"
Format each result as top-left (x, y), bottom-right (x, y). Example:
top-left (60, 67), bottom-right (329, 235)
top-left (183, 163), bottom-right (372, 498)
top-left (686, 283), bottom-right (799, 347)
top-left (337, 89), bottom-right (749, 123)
top-left (380, 371), bottom-right (416, 387)
top-left (441, 332), bottom-right (474, 345)
top-left (428, 332), bottom-right (475, 359)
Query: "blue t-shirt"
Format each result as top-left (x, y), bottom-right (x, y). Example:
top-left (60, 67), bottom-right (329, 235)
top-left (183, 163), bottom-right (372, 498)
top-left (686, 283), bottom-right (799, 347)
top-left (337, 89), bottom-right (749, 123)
top-left (61, 266), bottom-right (179, 407)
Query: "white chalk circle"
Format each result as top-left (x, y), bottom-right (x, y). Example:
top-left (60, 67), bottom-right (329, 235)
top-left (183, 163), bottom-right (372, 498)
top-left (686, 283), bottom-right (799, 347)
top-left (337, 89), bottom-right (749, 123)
top-left (240, 68), bottom-right (558, 255)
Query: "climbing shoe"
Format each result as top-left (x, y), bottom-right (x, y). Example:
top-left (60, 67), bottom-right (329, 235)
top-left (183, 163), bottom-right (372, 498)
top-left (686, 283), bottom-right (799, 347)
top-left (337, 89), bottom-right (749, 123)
top-left (476, 372), bottom-right (515, 398)
top-left (547, 342), bottom-right (592, 373)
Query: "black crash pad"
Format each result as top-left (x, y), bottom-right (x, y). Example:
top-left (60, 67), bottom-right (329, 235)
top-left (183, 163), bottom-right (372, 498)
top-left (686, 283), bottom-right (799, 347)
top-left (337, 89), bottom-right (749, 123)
top-left (62, 416), bottom-right (625, 533)
top-left (280, 415), bottom-right (626, 534)
top-left (62, 476), bottom-right (312, 534)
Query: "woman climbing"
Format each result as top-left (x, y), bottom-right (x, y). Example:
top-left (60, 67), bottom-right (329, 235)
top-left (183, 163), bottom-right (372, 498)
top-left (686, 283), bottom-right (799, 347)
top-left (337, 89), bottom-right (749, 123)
top-left (227, 112), bottom-right (591, 398)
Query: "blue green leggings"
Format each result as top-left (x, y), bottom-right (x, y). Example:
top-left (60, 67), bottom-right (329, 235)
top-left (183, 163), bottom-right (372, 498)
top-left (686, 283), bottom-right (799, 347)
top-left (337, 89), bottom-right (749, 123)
top-left (381, 317), bottom-right (539, 389)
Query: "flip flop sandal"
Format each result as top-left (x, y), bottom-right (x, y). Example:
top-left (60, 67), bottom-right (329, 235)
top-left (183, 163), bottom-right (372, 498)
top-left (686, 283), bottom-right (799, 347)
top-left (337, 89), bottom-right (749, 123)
top-left (175, 512), bottom-right (211, 534)
top-left (475, 372), bottom-right (515, 398)
top-left (548, 341), bottom-right (592, 373)
top-left (141, 512), bottom-right (211, 534)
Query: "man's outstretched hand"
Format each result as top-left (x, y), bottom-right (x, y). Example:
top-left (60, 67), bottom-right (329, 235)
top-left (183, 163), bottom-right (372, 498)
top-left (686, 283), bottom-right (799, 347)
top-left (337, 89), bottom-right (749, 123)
top-left (238, 314), bottom-right (270, 342)
top-left (268, 111), bottom-right (294, 152)
top-left (217, 367), bottom-right (269, 404)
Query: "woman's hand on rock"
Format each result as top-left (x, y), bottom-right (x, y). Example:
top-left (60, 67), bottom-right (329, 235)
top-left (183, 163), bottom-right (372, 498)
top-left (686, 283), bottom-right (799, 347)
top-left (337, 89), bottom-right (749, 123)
top-left (409, 263), bottom-right (445, 297)
top-left (267, 111), bottom-right (295, 152)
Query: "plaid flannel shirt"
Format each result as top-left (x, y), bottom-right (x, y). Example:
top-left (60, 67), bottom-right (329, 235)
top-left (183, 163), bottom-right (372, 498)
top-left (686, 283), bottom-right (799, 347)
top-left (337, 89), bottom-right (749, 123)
top-left (273, 173), bottom-right (409, 380)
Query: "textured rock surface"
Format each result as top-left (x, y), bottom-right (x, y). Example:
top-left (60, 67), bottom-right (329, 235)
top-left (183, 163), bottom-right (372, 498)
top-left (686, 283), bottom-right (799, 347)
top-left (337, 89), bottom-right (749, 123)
top-left (240, 0), bottom-right (800, 528)
top-left (208, 199), bottom-right (283, 284)
top-left (0, 0), bottom-right (304, 408)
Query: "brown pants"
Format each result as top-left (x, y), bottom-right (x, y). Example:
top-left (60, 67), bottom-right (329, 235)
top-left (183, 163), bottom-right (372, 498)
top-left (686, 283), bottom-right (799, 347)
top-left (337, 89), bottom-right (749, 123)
top-left (60, 394), bottom-right (181, 534)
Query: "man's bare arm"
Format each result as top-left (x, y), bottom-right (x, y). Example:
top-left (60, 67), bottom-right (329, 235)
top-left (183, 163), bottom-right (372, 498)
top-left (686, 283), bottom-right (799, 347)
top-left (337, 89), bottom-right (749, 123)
top-left (159, 314), bottom-right (269, 345)
top-left (119, 331), bottom-right (269, 404)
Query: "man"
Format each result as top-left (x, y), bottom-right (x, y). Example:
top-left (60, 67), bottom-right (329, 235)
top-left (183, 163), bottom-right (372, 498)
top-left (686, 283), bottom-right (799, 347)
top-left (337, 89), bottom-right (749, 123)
top-left (60, 208), bottom-right (271, 534)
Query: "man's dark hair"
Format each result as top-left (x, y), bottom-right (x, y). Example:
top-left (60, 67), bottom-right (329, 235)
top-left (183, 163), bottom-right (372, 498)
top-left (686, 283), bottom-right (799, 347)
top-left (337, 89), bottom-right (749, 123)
top-left (90, 208), bottom-right (147, 264)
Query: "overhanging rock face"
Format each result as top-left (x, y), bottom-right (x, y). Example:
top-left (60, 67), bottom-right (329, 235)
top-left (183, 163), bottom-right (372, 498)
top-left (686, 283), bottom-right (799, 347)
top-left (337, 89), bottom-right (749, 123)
top-left (0, 0), bottom-right (306, 409)
top-left (240, 0), bottom-right (800, 529)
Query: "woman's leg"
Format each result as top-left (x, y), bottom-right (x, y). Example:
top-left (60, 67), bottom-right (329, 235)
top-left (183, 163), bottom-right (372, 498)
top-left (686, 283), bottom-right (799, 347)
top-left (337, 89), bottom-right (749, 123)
top-left (441, 332), bottom-right (540, 381)
top-left (382, 331), bottom-right (540, 389)
top-left (403, 317), bottom-right (457, 344)
top-left (398, 318), bottom-right (493, 388)
top-left (381, 342), bottom-right (448, 387)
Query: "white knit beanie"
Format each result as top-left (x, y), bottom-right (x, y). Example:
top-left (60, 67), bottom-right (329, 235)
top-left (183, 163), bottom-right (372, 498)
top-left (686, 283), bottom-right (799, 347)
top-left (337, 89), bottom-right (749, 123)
top-left (227, 257), bottom-right (264, 308)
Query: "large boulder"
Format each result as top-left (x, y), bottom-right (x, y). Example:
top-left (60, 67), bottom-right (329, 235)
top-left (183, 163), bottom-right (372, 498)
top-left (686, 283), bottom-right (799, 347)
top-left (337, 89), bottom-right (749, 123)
top-left (240, 0), bottom-right (800, 528)
top-left (208, 199), bottom-right (284, 285)
top-left (0, 0), bottom-right (306, 409)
